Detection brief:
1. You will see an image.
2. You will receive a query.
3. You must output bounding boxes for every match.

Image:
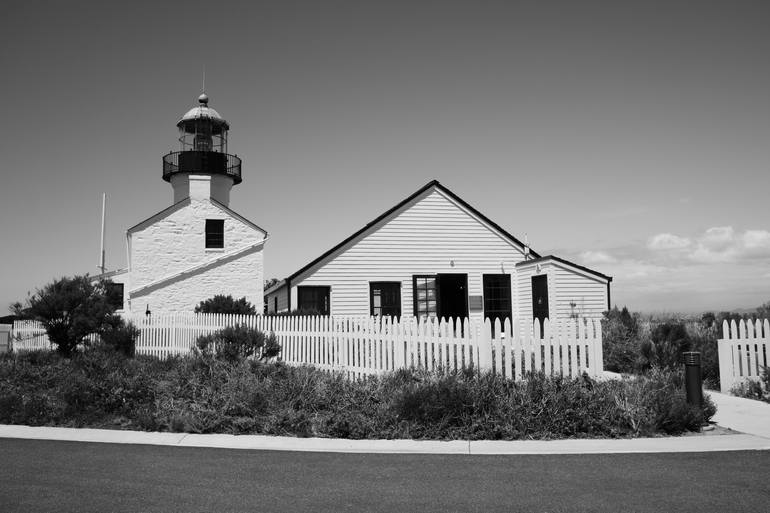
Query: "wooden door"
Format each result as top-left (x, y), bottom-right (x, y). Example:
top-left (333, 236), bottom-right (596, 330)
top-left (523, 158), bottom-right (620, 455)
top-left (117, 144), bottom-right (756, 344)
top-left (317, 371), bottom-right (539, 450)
top-left (531, 275), bottom-right (549, 332)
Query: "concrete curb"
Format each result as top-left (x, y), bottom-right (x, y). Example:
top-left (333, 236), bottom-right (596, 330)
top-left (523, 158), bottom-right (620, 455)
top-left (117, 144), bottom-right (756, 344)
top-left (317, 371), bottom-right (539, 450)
top-left (1, 424), bottom-right (768, 454)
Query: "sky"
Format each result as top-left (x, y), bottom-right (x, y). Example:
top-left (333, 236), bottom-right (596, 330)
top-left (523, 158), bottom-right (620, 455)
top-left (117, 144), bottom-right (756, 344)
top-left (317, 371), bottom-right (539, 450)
top-left (0, 0), bottom-right (768, 314)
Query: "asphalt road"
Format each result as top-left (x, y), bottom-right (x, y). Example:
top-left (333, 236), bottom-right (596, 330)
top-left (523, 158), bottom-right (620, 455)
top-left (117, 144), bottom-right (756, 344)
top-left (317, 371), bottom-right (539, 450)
top-left (1, 438), bottom-right (768, 512)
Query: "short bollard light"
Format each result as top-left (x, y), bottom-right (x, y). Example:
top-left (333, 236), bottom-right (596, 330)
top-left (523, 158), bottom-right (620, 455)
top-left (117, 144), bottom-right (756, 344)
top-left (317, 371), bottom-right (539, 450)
top-left (683, 351), bottom-right (703, 407)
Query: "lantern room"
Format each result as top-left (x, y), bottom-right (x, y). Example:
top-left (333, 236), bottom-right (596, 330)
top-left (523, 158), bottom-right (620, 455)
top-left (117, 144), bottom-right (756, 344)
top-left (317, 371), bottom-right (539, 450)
top-left (162, 93), bottom-right (242, 190)
top-left (177, 93), bottom-right (229, 153)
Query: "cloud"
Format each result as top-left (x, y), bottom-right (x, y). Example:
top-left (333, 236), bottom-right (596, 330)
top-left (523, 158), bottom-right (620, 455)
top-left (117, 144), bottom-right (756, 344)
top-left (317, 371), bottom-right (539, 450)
top-left (648, 233), bottom-right (691, 250)
top-left (579, 250), bottom-right (616, 264)
top-left (646, 227), bottom-right (770, 264)
top-left (700, 226), bottom-right (734, 251)
top-left (743, 230), bottom-right (770, 250)
top-left (688, 227), bottom-right (770, 264)
top-left (560, 226), bottom-right (770, 311)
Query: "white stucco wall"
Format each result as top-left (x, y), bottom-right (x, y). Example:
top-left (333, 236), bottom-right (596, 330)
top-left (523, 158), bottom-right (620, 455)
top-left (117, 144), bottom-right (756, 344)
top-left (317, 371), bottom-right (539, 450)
top-left (127, 197), bottom-right (265, 314)
top-left (130, 249), bottom-right (263, 315)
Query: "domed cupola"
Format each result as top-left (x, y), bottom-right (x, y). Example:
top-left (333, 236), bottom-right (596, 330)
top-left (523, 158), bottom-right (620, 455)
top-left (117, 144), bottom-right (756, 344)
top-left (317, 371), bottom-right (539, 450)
top-left (162, 93), bottom-right (242, 206)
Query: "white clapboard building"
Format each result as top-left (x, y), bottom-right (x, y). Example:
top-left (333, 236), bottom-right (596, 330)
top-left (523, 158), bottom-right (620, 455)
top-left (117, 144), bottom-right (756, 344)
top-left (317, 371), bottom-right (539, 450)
top-left (105, 94), bottom-right (267, 315)
top-left (265, 181), bottom-right (611, 325)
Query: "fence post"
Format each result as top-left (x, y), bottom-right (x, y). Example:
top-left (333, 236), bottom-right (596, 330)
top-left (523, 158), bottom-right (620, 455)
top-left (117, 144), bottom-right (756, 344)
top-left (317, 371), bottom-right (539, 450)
top-left (476, 318), bottom-right (493, 373)
top-left (718, 320), bottom-right (734, 393)
top-left (0, 324), bottom-right (11, 354)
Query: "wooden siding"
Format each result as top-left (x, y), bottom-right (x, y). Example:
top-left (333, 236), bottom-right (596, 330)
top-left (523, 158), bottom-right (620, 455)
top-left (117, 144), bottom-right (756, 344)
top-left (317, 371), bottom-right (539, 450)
top-left (291, 189), bottom-right (527, 319)
top-left (551, 266), bottom-right (608, 320)
top-left (515, 265), bottom-right (556, 322)
top-left (517, 260), bottom-right (608, 321)
top-left (265, 286), bottom-right (289, 314)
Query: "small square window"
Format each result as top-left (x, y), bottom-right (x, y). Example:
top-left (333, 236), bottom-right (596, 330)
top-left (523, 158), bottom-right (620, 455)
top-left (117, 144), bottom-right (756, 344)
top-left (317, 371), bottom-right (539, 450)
top-left (205, 219), bottom-right (224, 248)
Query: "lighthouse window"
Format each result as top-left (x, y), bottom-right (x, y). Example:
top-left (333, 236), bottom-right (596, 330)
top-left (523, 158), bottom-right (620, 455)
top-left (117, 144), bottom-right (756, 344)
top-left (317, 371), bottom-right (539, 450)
top-left (205, 219), bottom-right (225, 248)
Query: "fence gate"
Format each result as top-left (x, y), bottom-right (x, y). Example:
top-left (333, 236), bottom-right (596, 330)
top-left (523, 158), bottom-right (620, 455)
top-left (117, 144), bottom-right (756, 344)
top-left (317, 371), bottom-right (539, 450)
top-left (718, 319), bottom-right (770, 392)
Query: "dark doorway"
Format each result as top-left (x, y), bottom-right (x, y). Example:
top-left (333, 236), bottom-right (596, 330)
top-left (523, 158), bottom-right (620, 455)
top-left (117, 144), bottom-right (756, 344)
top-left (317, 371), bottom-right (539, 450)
top-left (437, 273), bottom-right (469, 321)
top-left (531, 275), bottom-right (549, 332)
top-left (297, 286), bottom-right (331, 315)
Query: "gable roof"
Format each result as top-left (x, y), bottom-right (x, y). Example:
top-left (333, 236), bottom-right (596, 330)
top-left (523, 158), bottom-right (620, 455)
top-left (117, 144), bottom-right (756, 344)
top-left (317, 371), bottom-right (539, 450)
top-left (128, 197), bottom-right (191, 233)
top-left (284, 180), bottom-right (540, 283)
top-left (516, 254), bottom-right (612, 282)
top-left (209, 198), bottom-right (268, 237)
top-left (127, 197), bottom-right (267, 237)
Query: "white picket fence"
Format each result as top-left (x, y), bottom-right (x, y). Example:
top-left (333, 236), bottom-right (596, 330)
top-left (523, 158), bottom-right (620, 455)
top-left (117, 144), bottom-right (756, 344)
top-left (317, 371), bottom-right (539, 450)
top-left (10, 320), bottom-right (53, 352)
top-left (11, 314), bottom-right (604, 380)
top-left (718, 319), bottom-right (769, 393)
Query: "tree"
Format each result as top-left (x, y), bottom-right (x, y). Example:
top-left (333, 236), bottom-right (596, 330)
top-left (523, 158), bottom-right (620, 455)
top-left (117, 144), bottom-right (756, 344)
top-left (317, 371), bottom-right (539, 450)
top-left (14, 275), bottom-right (117, 357)
top-left (264, 278), bottom-right (281, 290)
top-left (756, 301), bottom-right (770, 321)
top-left (194, 295), bottom-right (256, 315)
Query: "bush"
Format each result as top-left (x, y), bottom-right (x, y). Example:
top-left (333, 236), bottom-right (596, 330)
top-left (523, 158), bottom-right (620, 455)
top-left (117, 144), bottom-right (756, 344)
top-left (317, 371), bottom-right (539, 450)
top-left (194, 295), bottom-right (256, 315)
top-left (639, 322), bottom-right (691, 371)
top-left (99, 314), bottom-right (140, 357)
top-left (731, 366), bottom-right (770, 403)
top-left (602, 307), bottom-right (643, 373)
top-left (196, 325), bottom-right (280, 363)
top-left (0, 350), bottom-right (716, 439)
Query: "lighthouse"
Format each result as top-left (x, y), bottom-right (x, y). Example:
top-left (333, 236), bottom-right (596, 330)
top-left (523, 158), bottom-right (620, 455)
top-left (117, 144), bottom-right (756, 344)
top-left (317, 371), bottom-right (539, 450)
top-left (111, 93), bottom-right (267, 315)
top-left (163, 93), bottom-right (242, 206)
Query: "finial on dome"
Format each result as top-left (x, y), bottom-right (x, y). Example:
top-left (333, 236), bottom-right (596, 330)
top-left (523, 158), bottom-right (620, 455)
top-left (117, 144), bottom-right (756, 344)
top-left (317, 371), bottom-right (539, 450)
top-left (198, 93), bottom-right (209, 105)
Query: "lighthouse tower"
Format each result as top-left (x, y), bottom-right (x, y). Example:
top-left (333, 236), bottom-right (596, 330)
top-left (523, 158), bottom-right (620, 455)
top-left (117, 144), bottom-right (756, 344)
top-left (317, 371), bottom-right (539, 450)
top-left (116, 93), bottom-right (267, 315)
top-left (163, 93), bottom-right (242, 206)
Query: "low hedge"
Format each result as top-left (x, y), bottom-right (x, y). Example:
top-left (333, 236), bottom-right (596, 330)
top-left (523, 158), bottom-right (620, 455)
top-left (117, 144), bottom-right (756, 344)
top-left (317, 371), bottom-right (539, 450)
top-left (0, 348), bottom-right (715, 439)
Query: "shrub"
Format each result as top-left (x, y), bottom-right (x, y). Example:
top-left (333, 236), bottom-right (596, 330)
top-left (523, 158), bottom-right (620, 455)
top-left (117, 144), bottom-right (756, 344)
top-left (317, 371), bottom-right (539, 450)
top-left (194, 295), bottom-right (257, 315)
top-left (0, 350), bottom-right (716, 439)
top-left (602, 307), bottom-right (643, 373)
top-left (195, 325), bottom-right (280, 363)
top-left (99, 314), bottom-right (140, 357)
top-left (639, 322), bottom-right (691, 371)
top-left (731, 366), bottom-right (770, 403)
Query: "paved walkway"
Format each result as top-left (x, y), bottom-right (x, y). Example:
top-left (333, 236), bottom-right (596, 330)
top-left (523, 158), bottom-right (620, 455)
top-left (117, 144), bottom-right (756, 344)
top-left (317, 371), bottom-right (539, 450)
top-left (1, 423), bottom-right (768, 454)
top-left (708, 389), bottom-right (770, 439)
top-left (1, 390), bottom-right (768, 455)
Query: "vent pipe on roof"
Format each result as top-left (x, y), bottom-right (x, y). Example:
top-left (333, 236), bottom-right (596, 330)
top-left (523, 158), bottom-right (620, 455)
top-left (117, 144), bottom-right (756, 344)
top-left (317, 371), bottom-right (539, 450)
top-left (524, 233), bottom-right (530, 260)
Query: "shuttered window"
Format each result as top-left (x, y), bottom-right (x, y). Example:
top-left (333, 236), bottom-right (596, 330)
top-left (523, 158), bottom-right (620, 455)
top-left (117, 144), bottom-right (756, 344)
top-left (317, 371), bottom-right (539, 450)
top-left (205, 219), bottom-right (224, 248)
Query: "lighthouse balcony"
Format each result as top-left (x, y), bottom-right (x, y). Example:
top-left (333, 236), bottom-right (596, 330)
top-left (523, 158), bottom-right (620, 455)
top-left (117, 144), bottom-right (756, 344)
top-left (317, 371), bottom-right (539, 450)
top-left (162, 151), bottom-right (242, 184)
